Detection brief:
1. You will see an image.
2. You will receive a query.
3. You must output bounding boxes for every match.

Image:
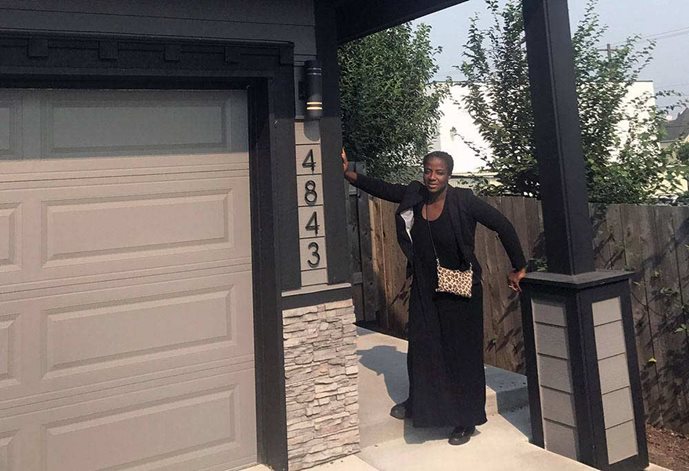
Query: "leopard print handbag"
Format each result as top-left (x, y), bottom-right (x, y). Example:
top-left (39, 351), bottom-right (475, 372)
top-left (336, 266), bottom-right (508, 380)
top-left (435, 258), bottom-right (473, 298)
top-left (426, 208), bottom-right (473, 298)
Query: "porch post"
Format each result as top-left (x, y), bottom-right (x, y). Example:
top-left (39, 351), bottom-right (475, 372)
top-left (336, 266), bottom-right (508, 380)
top-left (520, 1), bottom-right (649, 469)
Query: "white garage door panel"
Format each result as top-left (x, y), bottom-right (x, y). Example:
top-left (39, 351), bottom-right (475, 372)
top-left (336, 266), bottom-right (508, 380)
top-left (47, 289), bottom-right (233, 371)
top-left (0, 89), bottom-right (257, 470)
top-left (47, 193), bottom-right (229, 259)
top-left (0, 172), bottom-right (251, 289)
top-left (0, 153), bottom-right (248, 183)
top-left (0, 204), bottom-right (19, 272)
top-left (0, 368), bottom-right (256, 471)
top-left (0, 269), bottom-right (253, 403)
top-left (0, 314), bottom-right (17, 384)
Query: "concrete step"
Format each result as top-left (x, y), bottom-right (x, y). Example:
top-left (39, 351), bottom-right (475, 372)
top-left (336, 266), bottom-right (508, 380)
top-left (356, 327), bottom-right (529, 448)
top-left (485, 363), bottom-right (529, 416)
top-left (252, 327), bottom-right (669, 471)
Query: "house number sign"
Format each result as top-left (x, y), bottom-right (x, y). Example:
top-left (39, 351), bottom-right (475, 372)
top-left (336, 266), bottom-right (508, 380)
top-left (296, 124), bottom-right (328, 286)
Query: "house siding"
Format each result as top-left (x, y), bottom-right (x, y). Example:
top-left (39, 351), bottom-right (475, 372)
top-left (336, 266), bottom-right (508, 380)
top-left (0, 1), bottom-right (316, 54)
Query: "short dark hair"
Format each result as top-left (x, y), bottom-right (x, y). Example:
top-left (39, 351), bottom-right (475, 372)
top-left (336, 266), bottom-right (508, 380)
top-left (423, 151), bottom-right (454, 174)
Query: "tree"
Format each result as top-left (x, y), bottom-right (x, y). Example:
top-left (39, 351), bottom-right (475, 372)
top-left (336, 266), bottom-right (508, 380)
top-left (678, 141), bottom-right (689, 165)
top-left (339, 23), bottom-right (448, 181)
top-left (675, 141), bottom-right (689, 204)
top-left (459, 0), bottom-right (684, 203)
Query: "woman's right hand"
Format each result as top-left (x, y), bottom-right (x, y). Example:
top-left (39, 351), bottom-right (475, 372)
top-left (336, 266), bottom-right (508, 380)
top-left (342, 147), bottom-right (357, 183)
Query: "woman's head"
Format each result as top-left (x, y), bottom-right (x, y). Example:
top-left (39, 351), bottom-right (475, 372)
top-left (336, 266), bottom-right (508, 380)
top-left (422, 151), bottom-right (453, 195)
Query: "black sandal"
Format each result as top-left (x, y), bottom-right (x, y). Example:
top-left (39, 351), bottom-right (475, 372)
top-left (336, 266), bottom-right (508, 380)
top-left (389, 400), bottom-right (412, 420)
top-left (448, 425), bottom-right (475, 445)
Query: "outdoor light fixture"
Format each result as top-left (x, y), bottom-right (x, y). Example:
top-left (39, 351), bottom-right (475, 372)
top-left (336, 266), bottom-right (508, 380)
top-left (304, 60), bottom-right (323, 120)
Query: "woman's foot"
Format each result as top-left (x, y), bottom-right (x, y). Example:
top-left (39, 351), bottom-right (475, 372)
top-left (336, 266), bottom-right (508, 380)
top-left (389, 400), bottom-right (412, 420)
top-left (448, 425), bottom-right (476, 445)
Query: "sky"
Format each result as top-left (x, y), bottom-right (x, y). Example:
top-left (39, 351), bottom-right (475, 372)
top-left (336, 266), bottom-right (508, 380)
top-left (412, 0), bottom-right (689, 115)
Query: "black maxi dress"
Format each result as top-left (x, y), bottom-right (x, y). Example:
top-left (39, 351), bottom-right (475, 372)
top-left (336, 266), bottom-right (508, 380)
top-left (407, 204), bottom-right (487, 428)
top-left (349, 173), bottom-right (526, 429)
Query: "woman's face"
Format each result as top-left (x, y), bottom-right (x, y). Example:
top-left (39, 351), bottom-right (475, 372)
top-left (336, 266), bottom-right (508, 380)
top-left (423, 157), bottom-right (450, 195)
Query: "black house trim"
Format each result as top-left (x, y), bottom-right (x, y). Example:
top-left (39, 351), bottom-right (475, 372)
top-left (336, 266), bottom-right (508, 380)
top-left (335, 0), bottom-right (469, 44)
top-left (314, 0), bottom-right (351, 286)
top-left (0, 32), bottom-right (291, 471)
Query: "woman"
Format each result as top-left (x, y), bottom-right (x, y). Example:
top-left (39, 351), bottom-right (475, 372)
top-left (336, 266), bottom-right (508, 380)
top-left (342, 149), bottom-right (527, 445)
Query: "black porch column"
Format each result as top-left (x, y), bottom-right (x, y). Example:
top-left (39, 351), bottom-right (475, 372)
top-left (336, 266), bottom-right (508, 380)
top-left (521, 1), bottom-right (648, 470)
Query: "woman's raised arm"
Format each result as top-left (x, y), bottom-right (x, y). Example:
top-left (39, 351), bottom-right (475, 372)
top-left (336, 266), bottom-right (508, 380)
top-left (467, 191), bottom-right (527, 291)
top-left (342, 148), bottom-right (406, 204)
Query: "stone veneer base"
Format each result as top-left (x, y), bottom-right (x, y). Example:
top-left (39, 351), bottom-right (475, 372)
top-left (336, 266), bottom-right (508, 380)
top-left (282, 299), bottom-right (360, 470)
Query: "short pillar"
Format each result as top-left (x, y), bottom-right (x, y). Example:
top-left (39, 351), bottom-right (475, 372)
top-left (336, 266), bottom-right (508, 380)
top-left (521, 272), bottom-right (649, 470)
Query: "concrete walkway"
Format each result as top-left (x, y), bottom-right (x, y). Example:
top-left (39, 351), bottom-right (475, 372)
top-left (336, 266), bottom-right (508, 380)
top-left (247, 327), bottom-right (669, 471)
top-left (304, 327), bottom-right (668, 471)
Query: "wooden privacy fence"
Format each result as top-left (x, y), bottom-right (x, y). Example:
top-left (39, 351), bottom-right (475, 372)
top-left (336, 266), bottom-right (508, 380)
top-left (348, 190), bottom-right (689, 434)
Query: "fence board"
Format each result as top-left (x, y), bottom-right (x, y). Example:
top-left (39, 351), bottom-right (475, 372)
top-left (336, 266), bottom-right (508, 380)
top-left (603, 204), bottom-right (627, 271)
top-left (347, 183), bottom-right (364, 321)
top-left (486, 197), bottom-right (519, 372)
top-left (590, 202), bottom-right (611, 269)
top-left (380, 200), bottom-right (409, 335)
top-left (641, 205), bottom-right (673, 426)
top-left (475, 210), bottom-right (499, 367)
top-left (500, 196), bottom-right (527, 373)
top-left (511, 197), bottom-right (532, 372)
top-left (670, 206), bottom-right (689, 434)
top-left (620, 204), bottom-right (663, 426)
top-left (369, 197), bottom-right (388, 330)
top-left (651, 206), bottom-right (689, 433)
top-left (357, 191), bottom-right (377, 322)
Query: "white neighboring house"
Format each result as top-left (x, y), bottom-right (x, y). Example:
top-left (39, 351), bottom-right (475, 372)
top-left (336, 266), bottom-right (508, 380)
top-left (432, 83), bottom-right (488, 175)
top-left (614, 80), bottom-right (656, 156)
top-left (433, 81), bottom-right (661, 188)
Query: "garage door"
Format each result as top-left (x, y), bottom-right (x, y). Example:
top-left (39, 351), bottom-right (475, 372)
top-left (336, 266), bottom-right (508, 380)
top-left (0, 90), bottom-right (257, 470)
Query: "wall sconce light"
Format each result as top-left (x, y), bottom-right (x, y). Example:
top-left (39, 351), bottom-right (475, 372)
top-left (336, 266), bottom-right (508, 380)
top-left (303, 60), bottom-right (322, 120)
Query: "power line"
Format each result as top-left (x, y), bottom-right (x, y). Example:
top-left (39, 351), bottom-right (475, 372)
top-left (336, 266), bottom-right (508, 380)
top-left (657, 82), bottom-right (689, 88)
top-left (610, 25), bottom-right (689, 46)
top-left (640, 25), bottom-right (689, 40)
top-left (646, 30), bottom-right (689, 42)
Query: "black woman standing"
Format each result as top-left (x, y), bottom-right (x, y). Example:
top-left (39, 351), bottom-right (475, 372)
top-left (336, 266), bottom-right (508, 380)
top-left (343, 149), bottom-right (527, 445)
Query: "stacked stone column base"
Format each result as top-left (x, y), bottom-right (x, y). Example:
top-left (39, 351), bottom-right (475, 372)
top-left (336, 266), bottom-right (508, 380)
top-left (282, 299), bottom-right (360, 470)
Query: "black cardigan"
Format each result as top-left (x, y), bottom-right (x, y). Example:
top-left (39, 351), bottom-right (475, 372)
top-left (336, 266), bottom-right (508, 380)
top-left (352, 173), bottom-right (526, 284)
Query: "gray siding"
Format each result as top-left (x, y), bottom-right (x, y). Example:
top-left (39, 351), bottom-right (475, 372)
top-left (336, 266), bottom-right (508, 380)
top-left (532, 297), bottom-right (579, 461)
top-left (0, 0), bottom-right (316, 56)
top-left (592, 297), bottom-right (638, 464)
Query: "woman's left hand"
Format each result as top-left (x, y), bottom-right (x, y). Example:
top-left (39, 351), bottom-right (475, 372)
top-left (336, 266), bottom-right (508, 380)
top-left (508, 268), bottom-right (527, 293)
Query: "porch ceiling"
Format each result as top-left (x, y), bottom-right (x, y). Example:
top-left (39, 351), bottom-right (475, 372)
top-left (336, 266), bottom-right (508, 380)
top-left (333, 0), bottom-right (470, 44)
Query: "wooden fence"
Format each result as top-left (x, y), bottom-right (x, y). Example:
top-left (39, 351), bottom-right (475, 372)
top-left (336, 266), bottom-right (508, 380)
top-left (348, 191), bottom-right (689, 434)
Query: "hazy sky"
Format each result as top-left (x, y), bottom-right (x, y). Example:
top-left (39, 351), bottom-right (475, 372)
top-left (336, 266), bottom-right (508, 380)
top-left (413, 0), bottom-right (689, 114)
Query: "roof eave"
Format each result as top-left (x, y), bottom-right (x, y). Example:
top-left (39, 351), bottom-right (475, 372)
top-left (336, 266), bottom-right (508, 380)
top-left (334, 0), bottom-right (470, 44)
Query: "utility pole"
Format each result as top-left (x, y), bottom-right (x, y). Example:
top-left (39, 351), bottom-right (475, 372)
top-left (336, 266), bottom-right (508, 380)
top-left (597, 43), bottom-right (617, 60)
